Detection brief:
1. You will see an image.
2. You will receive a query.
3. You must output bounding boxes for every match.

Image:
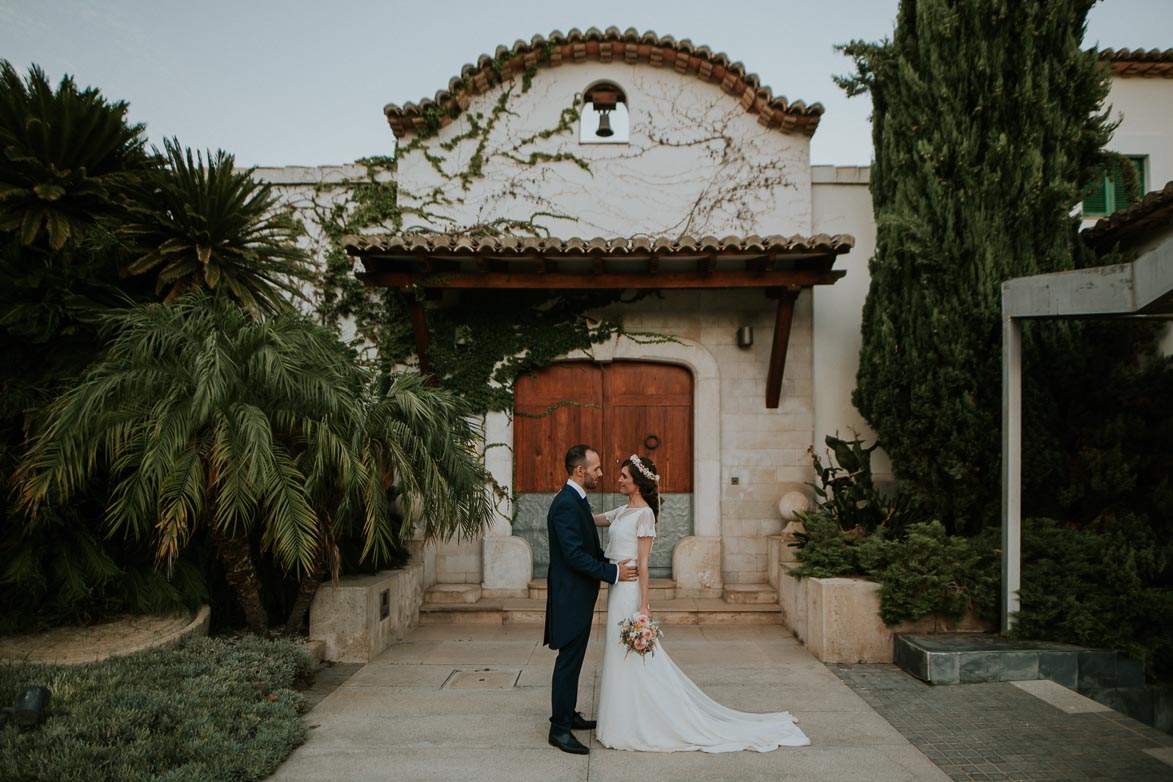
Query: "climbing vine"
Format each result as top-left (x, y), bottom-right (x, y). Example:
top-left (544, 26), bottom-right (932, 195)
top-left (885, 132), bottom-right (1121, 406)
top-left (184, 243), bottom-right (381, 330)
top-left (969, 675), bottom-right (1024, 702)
top-left (282, 45), bottom-right (791, 416)
top-left (284, 69), bottom-right (621, 414)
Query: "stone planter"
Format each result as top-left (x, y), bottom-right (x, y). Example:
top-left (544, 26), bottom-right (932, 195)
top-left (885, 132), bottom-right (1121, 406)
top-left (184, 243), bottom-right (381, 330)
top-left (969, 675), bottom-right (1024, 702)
top-left (309, 562), bottom-right (426, 662)
top-left (778, 562), bottom-right (991, 664)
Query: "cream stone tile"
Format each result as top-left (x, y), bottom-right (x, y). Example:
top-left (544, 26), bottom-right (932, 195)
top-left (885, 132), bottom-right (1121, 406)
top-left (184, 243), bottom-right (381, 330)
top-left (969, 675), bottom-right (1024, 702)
top-left (366, 640), bottom-right (443, 664)
top-left (424, 640), bottom-right (538, 665)
top-left (273, 747), bottom-right (589, 782)
top-left (340, 663), bottom-right (455, 688)
top-left (404, 624), bottom-right (503, 642)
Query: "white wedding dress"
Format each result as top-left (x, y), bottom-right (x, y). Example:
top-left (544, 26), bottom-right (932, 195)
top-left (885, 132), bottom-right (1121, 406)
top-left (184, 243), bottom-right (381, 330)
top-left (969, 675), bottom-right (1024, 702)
top-left (594, 505), bottom-right (810, 752)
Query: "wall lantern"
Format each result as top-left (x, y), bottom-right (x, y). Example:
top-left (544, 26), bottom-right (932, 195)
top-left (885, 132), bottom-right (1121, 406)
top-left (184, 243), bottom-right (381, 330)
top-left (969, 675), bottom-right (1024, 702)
top-left (737, 326), bottom-right (754, 349)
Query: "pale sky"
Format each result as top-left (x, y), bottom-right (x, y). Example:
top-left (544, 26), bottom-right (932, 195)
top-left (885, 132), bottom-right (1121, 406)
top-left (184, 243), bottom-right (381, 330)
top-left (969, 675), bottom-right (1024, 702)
top-left (1, 0), bottom-right (1169, 168)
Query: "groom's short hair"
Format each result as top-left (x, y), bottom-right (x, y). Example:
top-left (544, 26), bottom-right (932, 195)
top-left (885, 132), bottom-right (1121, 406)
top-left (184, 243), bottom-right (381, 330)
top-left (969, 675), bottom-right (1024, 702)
top-left (565, 444), bottom-right (596, 475)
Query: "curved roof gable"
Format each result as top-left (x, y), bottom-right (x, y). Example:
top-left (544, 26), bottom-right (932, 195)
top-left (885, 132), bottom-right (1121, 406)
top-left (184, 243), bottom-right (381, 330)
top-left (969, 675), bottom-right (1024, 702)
top-left (384, 27), bottom-right (825, 140)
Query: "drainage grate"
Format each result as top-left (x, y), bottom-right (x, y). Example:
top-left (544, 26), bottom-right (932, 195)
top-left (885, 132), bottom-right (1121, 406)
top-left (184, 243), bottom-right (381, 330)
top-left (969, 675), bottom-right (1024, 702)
top-left (442, 668), bottom-right (521, 690)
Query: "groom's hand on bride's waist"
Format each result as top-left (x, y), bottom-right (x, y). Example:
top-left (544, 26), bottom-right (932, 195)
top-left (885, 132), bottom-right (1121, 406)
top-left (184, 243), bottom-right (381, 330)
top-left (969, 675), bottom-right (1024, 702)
top-left (618, 560), bottom-right (639, 582)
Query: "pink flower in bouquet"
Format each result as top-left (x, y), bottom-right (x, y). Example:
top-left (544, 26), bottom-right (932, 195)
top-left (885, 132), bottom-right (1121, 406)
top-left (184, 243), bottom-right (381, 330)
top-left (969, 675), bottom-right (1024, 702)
top-left (640, 628), bottom-right (653, 639)
top-left (634, 638), bottom-right (647, 651)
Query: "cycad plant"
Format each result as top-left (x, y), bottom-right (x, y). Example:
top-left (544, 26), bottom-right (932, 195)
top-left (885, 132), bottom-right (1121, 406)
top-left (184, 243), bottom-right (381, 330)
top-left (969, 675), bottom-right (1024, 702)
top-left (0, 61), bottom-right (149, 250)
top-left (18, 294), bottom-right (493, 633)
top-left (122, 138), bottom-right (312, 316)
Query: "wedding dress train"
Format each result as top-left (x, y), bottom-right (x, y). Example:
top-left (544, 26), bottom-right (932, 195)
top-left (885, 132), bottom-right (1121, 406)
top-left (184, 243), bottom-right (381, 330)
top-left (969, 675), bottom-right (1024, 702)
top-left (594, 505), bottom-right (810, 753)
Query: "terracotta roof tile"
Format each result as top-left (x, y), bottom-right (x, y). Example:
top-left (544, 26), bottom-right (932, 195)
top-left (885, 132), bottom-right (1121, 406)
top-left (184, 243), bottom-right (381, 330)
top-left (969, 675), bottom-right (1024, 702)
top-left (1099, 48), bottom-right (1173, 78)
top-left (1082, 181), bottom-right (1173, 249)
top-left (384, 27), bottom-right (824, 140)
top-left (344, 233), bottom-right (854, 257)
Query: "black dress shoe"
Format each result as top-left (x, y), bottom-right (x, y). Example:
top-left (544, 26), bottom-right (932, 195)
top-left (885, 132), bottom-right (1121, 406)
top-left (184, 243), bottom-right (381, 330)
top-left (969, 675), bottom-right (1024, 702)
top-left (549, 730), bottom-right (590, 755)
top-left (571, 712), bottom-right (597, 730)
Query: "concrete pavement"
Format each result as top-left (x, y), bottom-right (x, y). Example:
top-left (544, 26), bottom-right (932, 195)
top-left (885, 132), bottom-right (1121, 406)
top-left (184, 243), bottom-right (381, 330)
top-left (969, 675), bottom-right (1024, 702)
top-left (272, 623), bottom-right (949, 782)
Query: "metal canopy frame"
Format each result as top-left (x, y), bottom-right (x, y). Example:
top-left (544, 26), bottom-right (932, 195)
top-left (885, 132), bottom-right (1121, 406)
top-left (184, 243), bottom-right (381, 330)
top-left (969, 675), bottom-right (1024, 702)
top-left (1000, 241), bottom-right (1173, 631)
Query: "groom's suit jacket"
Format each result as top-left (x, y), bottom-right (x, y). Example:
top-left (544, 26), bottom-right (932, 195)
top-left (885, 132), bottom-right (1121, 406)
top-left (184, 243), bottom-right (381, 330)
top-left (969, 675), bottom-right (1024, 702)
top-left (543, 483), bottom-right (618, 649)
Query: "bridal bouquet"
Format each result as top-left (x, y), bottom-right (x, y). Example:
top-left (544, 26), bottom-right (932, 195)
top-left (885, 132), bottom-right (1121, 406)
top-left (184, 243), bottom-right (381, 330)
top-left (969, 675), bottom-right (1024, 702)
top-left (618, 612), bottom-right (663, 659)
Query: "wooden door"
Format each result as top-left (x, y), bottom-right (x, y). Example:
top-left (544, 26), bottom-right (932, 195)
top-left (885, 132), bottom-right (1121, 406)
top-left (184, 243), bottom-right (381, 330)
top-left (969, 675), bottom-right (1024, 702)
top-left (513, 363), bottom-right (604, 492)
top-left (601, 363), bottom-right (692, 492)
top-left (512, 362), bottom-right (693, 578)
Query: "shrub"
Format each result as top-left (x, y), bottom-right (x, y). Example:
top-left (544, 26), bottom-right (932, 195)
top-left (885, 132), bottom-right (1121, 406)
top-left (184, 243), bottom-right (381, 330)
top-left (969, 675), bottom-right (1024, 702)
top-left (788, 511), bottom-right (861, 579)
top-left (861, 521), bottom-right (1000, 626)
top-left (1013, 516), bottom-right (1173, 680)
top-left (0, 635), bottom-right (314, 782)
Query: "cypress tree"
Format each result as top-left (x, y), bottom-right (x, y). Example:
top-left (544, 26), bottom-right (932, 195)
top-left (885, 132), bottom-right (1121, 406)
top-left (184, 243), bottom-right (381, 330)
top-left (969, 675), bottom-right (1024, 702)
top-left (838, 0), bottom-right (1116, 532)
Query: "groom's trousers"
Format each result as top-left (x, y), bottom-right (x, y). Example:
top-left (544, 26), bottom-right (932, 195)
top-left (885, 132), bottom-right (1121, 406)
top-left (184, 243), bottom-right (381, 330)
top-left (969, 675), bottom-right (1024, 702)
top-left (550, 624), bottom-right (591, 733)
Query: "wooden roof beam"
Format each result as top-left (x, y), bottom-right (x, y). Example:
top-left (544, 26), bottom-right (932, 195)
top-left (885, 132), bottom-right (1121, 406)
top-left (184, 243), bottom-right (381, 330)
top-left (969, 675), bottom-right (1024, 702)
top-left (765, 286), bottom-right (802, 408)
top-left (357, 269), bottom-right (843, 289)
top-left (402, 286), bottom-right (433, 381)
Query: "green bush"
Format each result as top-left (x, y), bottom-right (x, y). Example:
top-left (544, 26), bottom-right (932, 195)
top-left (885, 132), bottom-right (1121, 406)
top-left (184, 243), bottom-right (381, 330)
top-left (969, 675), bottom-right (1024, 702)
top-left (0, 635), bottom-right (313, 782)
top-left (860, 521), bottom-right (1000, 626)
top-left (790, 518), bottom-right (999, 626)
top-left (1013, 516), bottom-right (1173, 680)
top-left (788, 511), bottom-right (861, 579)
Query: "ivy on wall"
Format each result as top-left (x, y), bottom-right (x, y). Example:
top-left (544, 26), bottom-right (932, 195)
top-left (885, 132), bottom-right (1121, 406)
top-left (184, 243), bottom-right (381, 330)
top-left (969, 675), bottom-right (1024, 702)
top-left (286, 44), bottom-right (787, 414)
top-left (285, 67), bottom-right (621, 414)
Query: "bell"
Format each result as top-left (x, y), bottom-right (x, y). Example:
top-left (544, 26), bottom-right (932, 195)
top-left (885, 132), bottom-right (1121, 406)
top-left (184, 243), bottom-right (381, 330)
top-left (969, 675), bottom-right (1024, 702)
top-left (595, 111), bottom-right (614, 138)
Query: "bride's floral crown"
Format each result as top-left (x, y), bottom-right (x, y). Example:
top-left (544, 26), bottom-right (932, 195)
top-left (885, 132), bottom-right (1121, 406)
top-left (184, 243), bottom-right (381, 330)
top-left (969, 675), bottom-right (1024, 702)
top-left (629, 455), bottom-right (660, 483)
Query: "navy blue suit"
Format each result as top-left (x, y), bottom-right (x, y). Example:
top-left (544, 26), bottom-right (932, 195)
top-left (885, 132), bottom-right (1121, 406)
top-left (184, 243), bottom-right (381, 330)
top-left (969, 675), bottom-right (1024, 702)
top-left (544, 483), bottom-right (618, 733)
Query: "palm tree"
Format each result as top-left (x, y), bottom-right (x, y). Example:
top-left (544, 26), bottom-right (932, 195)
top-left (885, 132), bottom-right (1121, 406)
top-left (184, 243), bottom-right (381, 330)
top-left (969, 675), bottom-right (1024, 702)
top-left (17, 295), bottom-right (384, 632)
top-left (283, 372), bottom-right (495, 634)
top-left (122, 138), bottom-right (313, 317)
top-left (18, 294), bottom-right (495, 634)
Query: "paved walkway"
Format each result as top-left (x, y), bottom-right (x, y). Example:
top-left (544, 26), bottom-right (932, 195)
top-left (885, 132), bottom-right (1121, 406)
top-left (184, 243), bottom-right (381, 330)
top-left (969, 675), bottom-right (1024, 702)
top-left (833, 665), bottom-right (1173, 782)
top-left (272, 623), bottom-right (1173, 782)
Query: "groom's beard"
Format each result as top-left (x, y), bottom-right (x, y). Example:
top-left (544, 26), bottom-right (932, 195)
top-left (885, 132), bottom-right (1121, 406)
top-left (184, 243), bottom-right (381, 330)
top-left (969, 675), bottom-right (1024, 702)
top-left (582, 476), bottom-right (598, 490)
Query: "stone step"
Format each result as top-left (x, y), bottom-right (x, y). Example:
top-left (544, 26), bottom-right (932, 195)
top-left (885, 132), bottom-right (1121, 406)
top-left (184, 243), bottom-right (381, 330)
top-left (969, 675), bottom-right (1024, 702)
top-left (419, 597), bottom-right (784, 626)
top-left (722, 584), bottom-right (779, 604)
top-left (527, 577), bottom-right (676, 601)
top-left (424, 584), bottom-right (483, 605)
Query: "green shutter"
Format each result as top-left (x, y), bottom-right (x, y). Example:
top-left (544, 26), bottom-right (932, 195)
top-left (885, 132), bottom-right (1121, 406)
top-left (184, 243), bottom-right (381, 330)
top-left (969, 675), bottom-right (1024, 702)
top-left (1083, 156), bottom-right (1148, 217)
top-left (1083, 175), bottom-right (1109, 216)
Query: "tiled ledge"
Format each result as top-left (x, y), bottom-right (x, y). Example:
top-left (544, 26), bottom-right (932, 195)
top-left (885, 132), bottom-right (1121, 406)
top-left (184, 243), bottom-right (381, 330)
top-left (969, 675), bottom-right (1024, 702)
top-left (894, 633), bottom-right (1172, 735)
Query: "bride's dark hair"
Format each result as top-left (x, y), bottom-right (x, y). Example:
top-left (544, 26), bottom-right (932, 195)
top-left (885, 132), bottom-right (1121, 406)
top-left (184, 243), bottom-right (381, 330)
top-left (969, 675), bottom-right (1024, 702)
top-left (622, 455), bottom-right (661, 522)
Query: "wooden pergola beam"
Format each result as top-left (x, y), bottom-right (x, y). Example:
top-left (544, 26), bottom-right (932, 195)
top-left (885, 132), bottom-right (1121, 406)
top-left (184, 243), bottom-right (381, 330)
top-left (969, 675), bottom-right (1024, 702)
top-left (358, 269), bottom-right (844, 290)
top-left (402, 287), bottom-right (433, 380)
top-left (765, 286), bottom-right (802, 409)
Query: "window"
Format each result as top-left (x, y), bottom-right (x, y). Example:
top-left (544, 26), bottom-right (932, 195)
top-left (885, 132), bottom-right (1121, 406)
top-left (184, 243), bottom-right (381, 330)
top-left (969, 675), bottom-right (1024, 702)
top-left (1082, 155), bottom-right (1146, 217)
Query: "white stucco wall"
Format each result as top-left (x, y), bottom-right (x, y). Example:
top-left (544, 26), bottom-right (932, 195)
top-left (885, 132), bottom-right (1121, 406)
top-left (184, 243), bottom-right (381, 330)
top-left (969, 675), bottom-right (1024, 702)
top-left (1101, 74), bottom-right (1173, 355)
top-left (810, 166), bottom-right (893, 484)
top-left (1104, 75), bottom-right (1173, 194)
top-left (391, 64), bottom-right (812, 238)
top-left (380, 66), bottom-right (823, 586)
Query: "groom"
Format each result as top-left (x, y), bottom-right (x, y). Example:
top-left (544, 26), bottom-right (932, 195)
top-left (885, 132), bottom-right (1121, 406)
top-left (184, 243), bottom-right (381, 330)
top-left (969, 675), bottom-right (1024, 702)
top-left (545, 444), bottom-right (638, 755)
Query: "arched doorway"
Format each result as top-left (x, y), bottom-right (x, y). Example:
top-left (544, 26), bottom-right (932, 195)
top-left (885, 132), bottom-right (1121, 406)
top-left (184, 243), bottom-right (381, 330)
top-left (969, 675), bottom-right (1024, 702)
top-left (511, 361), bottom-right (694, 578)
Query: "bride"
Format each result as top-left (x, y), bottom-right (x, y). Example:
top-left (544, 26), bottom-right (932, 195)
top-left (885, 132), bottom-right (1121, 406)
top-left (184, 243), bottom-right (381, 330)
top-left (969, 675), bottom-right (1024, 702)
top-left (592, 455), bottom-right (810, 752)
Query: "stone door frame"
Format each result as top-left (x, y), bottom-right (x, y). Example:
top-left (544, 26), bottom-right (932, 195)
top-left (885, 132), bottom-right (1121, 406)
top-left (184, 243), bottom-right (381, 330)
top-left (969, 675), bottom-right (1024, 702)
top-left (481, 332), bottom-right (723, 598)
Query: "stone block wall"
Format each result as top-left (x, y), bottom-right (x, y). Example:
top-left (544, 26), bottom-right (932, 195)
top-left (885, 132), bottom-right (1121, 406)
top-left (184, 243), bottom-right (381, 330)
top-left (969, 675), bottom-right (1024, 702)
top-left (600, 288), bottom-right (814, 585)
